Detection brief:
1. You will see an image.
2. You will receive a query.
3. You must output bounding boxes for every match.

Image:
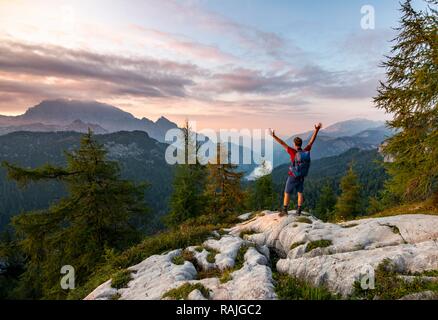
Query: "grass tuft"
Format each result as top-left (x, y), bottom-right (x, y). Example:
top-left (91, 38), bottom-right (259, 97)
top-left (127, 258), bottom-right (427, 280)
top-left (163, 283), bottom-right (210, 300)
top-left (111, 269), bottom-right (133, 289)
top-left (368, 199), bottom-right (438, 219)
top-left (305, 240), bottom-right (332, 253)
top-left (205, 248), bottom-right (219, 264)
top-left (233, 244), bottom-right (254, 270)
top-left (290, 241), bottom-right (306, 250)
top-left (413, 270), bottom-right (438, 277)
top-left (239, 230), bottom-right (258, 239)
top-left (197, 268), bottom-right (221, 280)
top-left (171, 255), bottom-right (185, 265)
top-left (274, 273), bottom-right (337, 300)
top-left (219, 269), bottom-right (233, 284)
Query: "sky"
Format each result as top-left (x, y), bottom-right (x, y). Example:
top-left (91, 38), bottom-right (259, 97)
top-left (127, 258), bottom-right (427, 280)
top-left (0, 0), bottom-right (428, 134)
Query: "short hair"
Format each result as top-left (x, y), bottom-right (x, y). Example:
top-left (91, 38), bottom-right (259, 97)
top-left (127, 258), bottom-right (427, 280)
top-left (294, 137), bottom-right (303, 147)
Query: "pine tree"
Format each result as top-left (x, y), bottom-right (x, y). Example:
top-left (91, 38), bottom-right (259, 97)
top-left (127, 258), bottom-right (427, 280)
top-left (315, 181), bottom-right (336, 221)
top-left (335, 165), bottom-right (362, 220)
top-left (375, 0), bottom-right (438, 203)
top-left (366, 196), bottom-right (385, 215)
top-left (249, 161), bottom-right (277, 211)
top-left (164, 121), bottom-right (207, 227)
top-left (0, 230), bottom-right (24, 299)
top-left (205, 144), bottom-right (245, 220)
top-left (2, 130), bottom-right (148, 298)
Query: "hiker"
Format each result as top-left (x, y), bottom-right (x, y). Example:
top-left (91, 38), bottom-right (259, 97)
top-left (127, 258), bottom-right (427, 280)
top-left (270, 123), bottom-right (322, 216)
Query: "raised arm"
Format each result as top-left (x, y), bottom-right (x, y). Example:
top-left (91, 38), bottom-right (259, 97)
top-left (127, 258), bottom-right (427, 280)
top-left (307, 123), bottom-right (322, 147)
top-left (269, 129), bottom-right (290, 151)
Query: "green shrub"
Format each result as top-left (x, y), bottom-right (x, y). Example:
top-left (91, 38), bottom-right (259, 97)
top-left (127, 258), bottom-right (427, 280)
top-left (206, 248), bottom-right (219, 263)
top-left (163, 283), bottom-right (210, 300)
top-left (171, 255), bottom-right (185, 265)
top-left (305, 240), bottom-right (332, 253)
top-left (194, 246), bottom-right (204, 253)
top-left (111, 269), bottom-right (133, 289)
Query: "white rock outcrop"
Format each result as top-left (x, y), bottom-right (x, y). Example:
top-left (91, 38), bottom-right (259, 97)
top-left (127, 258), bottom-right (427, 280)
top-left (85, 234), bottom-right (276, 300)
top-left (230, 211), bottom-right (438, 297)
top-left (85, 211), bottom-right (438, 300)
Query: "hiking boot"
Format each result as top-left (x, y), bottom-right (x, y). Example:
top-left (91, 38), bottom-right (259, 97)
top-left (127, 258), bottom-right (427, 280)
top-left (296, 206), bottom-right (302, 216)
top-left (279, 206), bottom-right (288, 217)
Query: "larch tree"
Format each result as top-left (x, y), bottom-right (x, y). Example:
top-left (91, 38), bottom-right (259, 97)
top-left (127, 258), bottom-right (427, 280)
top-left (375, 0), bottom-right (438, 203)
top-left (165, 120), bottom-right (207, 227)
top-left (335, 165), bottom-right (362, 220)
top-left (2, 130), bottom-right (148, 299)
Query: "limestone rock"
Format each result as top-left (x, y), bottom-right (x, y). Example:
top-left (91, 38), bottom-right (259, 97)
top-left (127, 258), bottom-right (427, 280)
top-left (203, 235), bottom-right (245, 271)
top-left (85, 249), bottom-right (197, 300)
top-left (86, 212), bottom-right (438, 300)
top-left (231, 212), bottom-right (438, 297)
top-left (188, 289), bottom-right (208, 300)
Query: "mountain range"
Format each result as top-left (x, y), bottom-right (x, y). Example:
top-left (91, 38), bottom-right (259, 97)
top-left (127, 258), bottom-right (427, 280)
top-left (0, 100), bottom-right (393, 166)
top-left (0, 99), bottom-right (178, 142)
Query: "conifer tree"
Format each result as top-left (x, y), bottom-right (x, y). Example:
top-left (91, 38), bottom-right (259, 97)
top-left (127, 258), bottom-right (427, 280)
top-left (375, 0), bottom-right (438, 203)
top-left (165, 121), bottom-right (207, 227)
top-left (0, 230), bottom-right (24, 299)
top-left (205, 144), bottom-right (245, 219)
top-left (249, 161), bottom-right (277, 211)
top-left (315, 181), bottom-right (336, 221)
top-left (2, 130), bottom-right (148, 298)
top-left (335, 165), bottom-right (362, 220)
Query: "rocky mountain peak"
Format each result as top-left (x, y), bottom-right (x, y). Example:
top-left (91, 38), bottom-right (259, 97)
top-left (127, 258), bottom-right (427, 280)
top-left (0, 99), bottom-right (178, 142)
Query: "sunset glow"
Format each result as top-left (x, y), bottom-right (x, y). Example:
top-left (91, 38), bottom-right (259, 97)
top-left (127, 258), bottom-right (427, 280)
top-left (0, 0), bottom-right (426, 134)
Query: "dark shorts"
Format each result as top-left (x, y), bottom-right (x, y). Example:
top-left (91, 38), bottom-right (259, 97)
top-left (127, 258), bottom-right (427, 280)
top-left (284, 176), bottom-right (304, 194)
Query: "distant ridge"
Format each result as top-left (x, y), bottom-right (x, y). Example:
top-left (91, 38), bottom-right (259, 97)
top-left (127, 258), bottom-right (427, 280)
top-left (0, 99), bottom-right (178, 142)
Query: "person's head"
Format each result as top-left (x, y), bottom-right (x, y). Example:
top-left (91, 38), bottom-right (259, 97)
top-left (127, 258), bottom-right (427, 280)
top-left (294, 137), bottom-right (303, 149)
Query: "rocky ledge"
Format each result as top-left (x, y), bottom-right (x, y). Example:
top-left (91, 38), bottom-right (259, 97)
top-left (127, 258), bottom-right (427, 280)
top-left (85, 211), bottom-right (438, 300)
